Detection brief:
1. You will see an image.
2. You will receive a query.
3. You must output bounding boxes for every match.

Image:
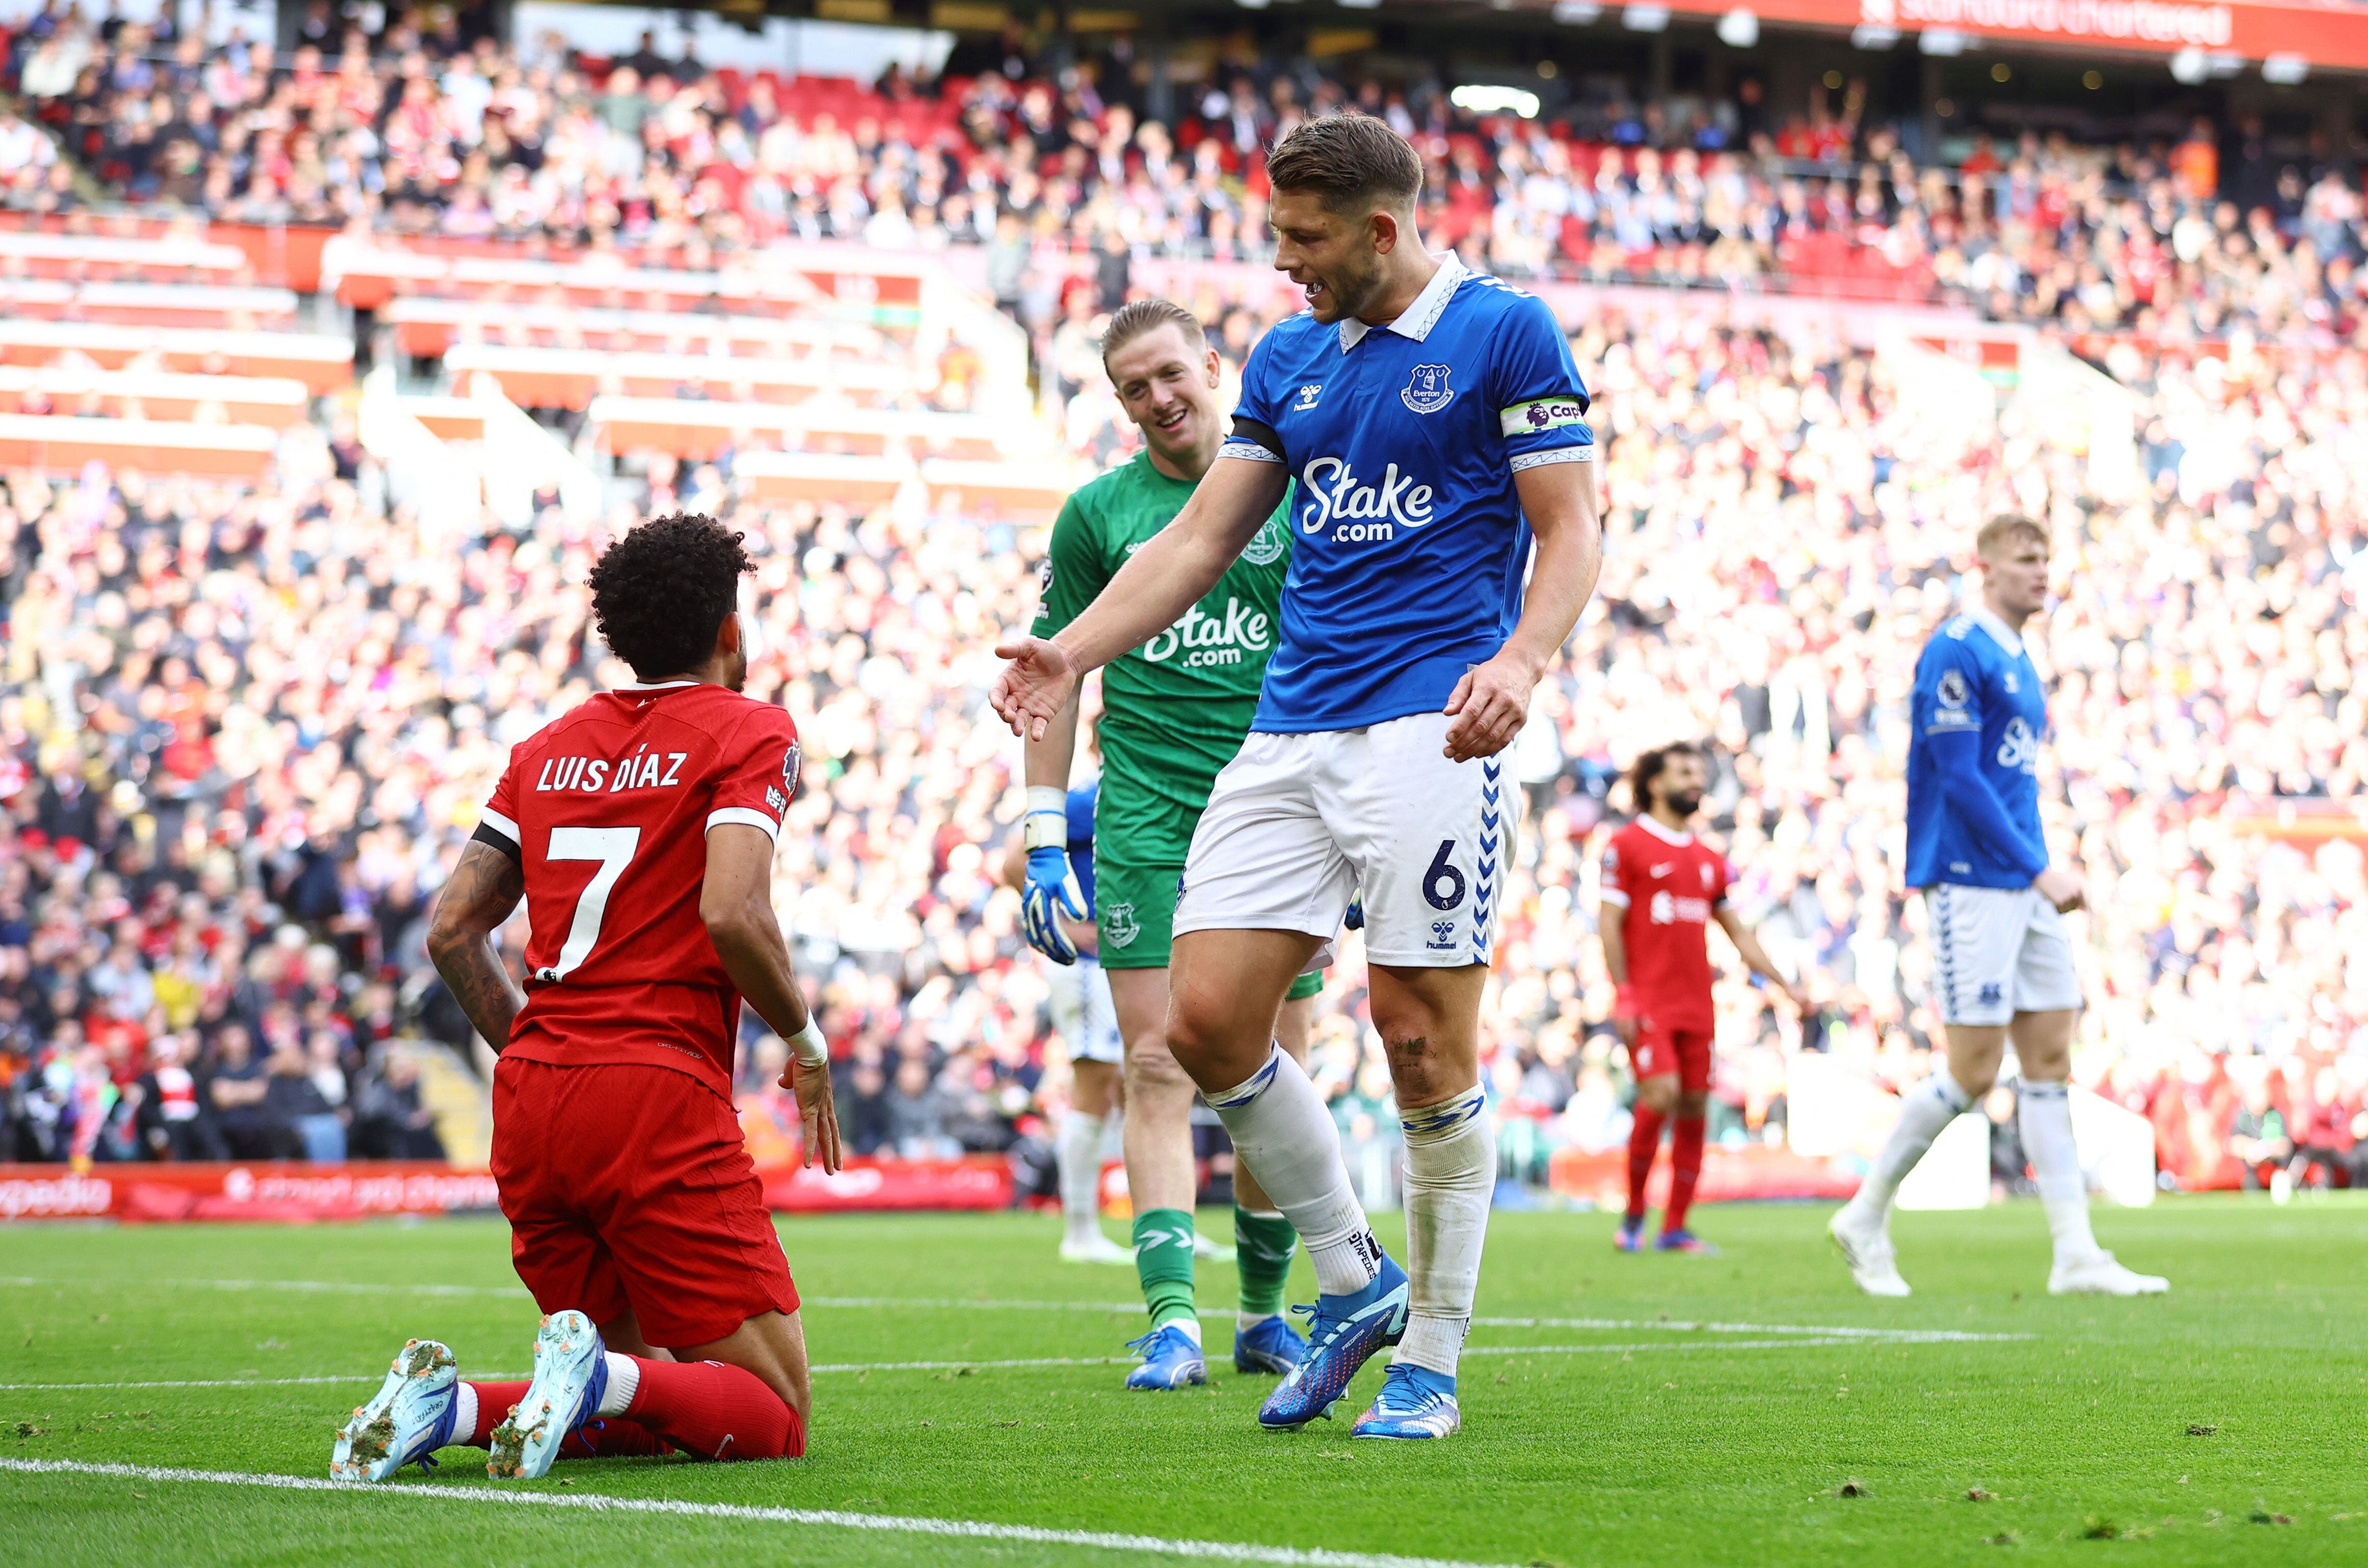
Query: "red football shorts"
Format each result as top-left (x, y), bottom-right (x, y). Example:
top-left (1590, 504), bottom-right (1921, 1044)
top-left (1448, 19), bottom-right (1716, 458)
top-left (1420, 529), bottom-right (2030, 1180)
top-left (1630, 1021), bottom-right (1714, 1094)
top-left (490, 1057), bottom-right (799, 1348)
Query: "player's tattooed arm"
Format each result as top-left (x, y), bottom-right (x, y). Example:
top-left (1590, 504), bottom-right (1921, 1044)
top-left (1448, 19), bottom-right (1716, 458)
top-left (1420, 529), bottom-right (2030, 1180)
top-left (425, 841), bottom-right (528, 1053)
top-left (703, 823), bottom-right (844, 1173)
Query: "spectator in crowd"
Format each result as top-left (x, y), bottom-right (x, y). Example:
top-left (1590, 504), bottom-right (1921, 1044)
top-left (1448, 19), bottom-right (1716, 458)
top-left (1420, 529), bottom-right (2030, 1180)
top-left (2226, 1079), bottom-right (2292, 1189)
top-left (133, 1031), bottom-right (227, 1160)
top-left (349, 1044), bottom-right (445, 1160)
top-left (205, 1024), bottom-right (287, 1160)
top-left (884, 1053), bottom-right (957, 1161)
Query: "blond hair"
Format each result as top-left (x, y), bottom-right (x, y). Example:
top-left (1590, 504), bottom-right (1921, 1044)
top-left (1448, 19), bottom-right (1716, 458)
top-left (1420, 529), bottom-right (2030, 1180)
top-left (1099, 298), bottom-right (1204, 368)
top-left (1976, 514), bottom-right (2049, 558)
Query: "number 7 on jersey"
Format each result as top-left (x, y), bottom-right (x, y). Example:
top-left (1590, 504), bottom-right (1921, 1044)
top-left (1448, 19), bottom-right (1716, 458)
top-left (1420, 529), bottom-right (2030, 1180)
top-left (538, 826), bottom-right (641, 982)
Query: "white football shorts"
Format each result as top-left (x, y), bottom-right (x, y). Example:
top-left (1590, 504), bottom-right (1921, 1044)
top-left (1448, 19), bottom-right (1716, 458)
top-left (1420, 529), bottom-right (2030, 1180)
top-left (1174, 711), bottom-right (1511, 969)
top-left (1924, 882), bottom-right (2083, 1026)
top-left (1045, 952), bottom-right (1123, 1064)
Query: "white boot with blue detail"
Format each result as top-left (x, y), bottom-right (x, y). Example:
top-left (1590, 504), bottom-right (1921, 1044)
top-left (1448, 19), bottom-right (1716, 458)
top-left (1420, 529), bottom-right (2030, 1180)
top-left (330, 1338), bottom-right (461, 1482)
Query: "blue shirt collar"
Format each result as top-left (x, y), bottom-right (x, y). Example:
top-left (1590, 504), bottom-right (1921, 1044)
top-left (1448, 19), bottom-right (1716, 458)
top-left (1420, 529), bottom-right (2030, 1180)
top-left (1967, 603), bottom-right (2025, 658)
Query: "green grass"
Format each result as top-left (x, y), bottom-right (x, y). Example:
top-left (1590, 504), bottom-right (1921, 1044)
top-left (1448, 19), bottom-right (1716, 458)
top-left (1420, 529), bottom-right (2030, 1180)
top-left (3, 1198), bottom-right (2365, 1566)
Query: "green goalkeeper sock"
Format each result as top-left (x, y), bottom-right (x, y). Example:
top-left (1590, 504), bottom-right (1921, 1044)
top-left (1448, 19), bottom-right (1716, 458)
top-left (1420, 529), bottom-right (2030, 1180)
top-left (1234, 1206), bottom-right (1298, 1318)
top-left (1132, 1208), bottom-right (1198, 1330)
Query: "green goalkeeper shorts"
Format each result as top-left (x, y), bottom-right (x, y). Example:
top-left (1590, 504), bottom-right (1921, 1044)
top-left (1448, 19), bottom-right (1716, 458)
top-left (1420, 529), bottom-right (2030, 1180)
top-left (1095, 857), bottom-right (1324, 1000)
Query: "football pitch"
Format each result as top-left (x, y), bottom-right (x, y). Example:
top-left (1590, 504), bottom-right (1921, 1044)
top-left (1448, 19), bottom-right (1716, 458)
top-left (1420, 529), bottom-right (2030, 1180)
top-left (2, 1200), bottom-right (2362, 1567)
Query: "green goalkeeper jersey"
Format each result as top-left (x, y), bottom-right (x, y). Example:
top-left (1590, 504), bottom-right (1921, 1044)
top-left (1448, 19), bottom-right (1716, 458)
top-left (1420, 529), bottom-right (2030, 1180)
top-left (1031, 450), bottom-right (1292, 816)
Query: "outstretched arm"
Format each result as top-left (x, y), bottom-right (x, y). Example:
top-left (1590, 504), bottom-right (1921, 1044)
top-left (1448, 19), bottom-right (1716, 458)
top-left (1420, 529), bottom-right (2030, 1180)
top-left (426, 841), bottom-right (528, 1052)
top-left (992, 459), bottom-right (1287, 740)
top-left (1441, 457), bottom-right (1602, 762)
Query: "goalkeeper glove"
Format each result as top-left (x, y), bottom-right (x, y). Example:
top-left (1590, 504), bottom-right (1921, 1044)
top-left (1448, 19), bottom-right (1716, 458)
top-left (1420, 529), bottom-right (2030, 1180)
top-left (1019, 788), bottom-right (1087, 964)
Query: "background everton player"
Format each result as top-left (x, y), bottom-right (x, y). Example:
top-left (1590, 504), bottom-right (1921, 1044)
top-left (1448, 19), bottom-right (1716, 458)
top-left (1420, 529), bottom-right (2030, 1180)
top-left (993, 114), bottom-right (1602, 1440)
top-left (1829, 515), bottom-right (2167, 1300)
top-left (1599, 743), bottom-right (1806, 1255)
top-left (331, 513), bottom-right (842, 1483)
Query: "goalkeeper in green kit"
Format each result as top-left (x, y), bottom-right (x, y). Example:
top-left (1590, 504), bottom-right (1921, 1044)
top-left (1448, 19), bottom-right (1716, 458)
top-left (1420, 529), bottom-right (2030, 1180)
top-left (1021, 298), bottom-right (1325, 1390)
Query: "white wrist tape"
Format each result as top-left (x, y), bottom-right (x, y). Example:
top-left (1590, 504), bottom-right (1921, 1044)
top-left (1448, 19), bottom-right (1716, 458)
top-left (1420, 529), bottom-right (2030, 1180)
top-left (1023, 786), bottom-right (1069, 851)
top-left (788, 1016), bottom-right (829, 1068)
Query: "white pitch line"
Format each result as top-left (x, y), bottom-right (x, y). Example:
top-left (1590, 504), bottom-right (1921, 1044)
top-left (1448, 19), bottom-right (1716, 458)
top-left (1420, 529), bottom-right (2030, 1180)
top-left (0, 1279), bottom-right (2025, 1343)
top-left (0, 1331), bottom-right (1986, 1394)
top-left (1467, 1316), bottom-right (2029, 1343)
top-left (0, 1457), bottom-right (1512, 1568)
top-left (0, 1374), bottom-right (528, 1391)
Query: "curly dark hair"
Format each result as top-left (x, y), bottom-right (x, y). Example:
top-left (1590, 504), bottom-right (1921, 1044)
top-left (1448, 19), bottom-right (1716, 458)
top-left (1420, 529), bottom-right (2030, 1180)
top-left (586, 512), bottom-right (754, 680)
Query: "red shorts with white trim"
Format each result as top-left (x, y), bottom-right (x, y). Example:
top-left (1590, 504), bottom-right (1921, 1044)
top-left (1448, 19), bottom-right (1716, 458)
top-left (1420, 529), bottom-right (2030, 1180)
top-left (490, 1057), bottom-right (799, 1348)
top-left (1630, 1022), bottom-right (1713, 1094)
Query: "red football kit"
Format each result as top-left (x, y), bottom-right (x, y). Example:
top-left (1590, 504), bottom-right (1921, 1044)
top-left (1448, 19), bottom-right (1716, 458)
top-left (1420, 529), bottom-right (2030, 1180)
top-left (475, 678), bottom-right (803, 1347)
top-left (1600, 814), bottom-right (1730, 1092)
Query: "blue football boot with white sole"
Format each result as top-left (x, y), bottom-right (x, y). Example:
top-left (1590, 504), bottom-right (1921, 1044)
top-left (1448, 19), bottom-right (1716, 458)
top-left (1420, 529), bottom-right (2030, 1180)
top-left (330, 1337), bottom-right (459, 1482)
top-left (1351, 1362), bottom-right (1462, 1440)
top-left (1123, 1324), bottom-right (1207, 1389)
top-left (1233, 1313), bottom-right (1310, 1376)
top-left (1256, 1254), bottom-right (1409, 1430)
top-left (486, 1310), bottom-right (608, 1480)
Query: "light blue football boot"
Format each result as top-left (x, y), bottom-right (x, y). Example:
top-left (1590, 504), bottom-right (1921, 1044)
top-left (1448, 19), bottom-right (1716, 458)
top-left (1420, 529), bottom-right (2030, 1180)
top-left (330, 1338), bottom-right (460, 1482)
top-left (486, 1310), bottom-right (609, 1480)
top-left (1351, 1362), bottom-right (1462, 1440)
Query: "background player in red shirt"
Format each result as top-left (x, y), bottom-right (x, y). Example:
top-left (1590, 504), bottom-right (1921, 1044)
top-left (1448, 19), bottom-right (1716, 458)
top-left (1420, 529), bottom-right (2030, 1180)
top-left (330, 513), bottom-right (842, 1484)
top-left (1599, 743), bottom-right (1806, 1254)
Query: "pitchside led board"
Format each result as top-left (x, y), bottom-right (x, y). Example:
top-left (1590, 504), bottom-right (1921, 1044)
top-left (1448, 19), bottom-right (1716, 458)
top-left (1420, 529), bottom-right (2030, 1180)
top-left (1786, 1055), bottom-right (2156, 1211)
top-left (1598, 0), bottom-right (2368, 76)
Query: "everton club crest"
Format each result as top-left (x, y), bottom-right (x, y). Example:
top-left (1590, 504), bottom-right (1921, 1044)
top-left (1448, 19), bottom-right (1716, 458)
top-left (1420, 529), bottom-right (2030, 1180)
top-left (1400, 363), bottom-right (1454, 414)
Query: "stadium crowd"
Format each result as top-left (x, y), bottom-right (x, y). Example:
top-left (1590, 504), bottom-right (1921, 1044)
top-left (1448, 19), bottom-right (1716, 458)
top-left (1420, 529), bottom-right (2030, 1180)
top-left (3, 247), bottom-right (2364, 1197)
top-left (1, 4), bottom-right (2362, 342)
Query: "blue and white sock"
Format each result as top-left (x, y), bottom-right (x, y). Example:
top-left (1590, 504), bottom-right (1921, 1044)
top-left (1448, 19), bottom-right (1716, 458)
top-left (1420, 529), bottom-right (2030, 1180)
top-left (1205, 1045), bottom-right (1379, 1298)
top-left (1395, 1085), bottom-right (1492, 1379)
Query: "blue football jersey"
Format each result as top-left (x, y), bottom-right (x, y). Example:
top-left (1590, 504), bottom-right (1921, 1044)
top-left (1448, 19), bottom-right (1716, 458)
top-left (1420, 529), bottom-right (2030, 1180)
top-left (1065, 780), bottom-right (1098, 915)
top-left (1219, 254), bottom-right (1593, 732)
top-left (1905, 609), bottom-right (2051, 889)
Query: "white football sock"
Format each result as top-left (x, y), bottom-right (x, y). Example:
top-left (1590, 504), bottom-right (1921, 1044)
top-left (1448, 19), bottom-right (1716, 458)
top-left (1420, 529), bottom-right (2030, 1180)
top-left (2018, 1078), bottom-right (2099, 1257)
top-left (1854, 1069), bottom-right (1974, 1217)
top-left (596, 1352), bottom-right (638, 1417)
top-left (1394, 1085), bottom-right (1493, 1379)
top-left (1237, 1309), bottom-right (1277, 1330)
top-left (1055, 1109), bottom-right (1107, 1241)
top-left (450, 1381), bottom-right (478, 1445)
top-left (1166, 1315), bottom-right (1203, 1348)
top-left (1203, 1044), bottom-right (1380, 1298)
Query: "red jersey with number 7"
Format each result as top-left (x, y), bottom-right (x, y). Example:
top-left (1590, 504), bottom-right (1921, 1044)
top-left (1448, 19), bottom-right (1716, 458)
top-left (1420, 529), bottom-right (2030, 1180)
top-left (1599, 815), bottom-right (1731, 1032)
top-left (472, 679), bottom-right (802, 1099)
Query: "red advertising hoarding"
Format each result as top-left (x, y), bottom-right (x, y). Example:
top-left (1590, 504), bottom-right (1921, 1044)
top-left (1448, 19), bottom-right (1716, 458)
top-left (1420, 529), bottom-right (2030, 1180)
top-left (0, 1157), bottom-right (1016, 1224)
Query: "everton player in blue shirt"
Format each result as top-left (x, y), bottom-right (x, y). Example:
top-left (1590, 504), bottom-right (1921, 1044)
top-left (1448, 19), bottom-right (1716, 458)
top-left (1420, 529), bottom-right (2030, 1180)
top-left (993, 114), bottom-right (1602, 1439)
top-left (1830, 515), bottom-right (2167, 1299)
